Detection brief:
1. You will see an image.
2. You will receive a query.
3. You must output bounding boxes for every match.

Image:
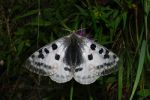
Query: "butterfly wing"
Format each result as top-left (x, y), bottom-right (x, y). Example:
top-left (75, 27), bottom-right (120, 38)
top-left (74, 36), bottom-right (119, 84)
top-left (25, 36), bottom-right (73, 83)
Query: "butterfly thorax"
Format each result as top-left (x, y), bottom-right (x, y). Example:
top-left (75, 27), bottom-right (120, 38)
top-left (64, 34), bottom-right (84, 68)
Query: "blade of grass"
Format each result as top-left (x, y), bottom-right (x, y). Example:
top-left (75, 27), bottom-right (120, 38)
top-left (118, 55), bottom-right (123, 100)
top-left (70, 82), bottom-right (74, 100)
top-left (89, 95), bottom-right (93, 100)
top-left (130, 40), bottom-right (147, 100)
top-left (88, 87), bottom-right (93, 100)
top-left (37, 0), bottom-right (41, 48)
top-left (143, 0), bottom-right (150, 40)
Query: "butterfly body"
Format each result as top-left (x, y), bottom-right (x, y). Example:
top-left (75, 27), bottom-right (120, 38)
top-left (64, 34), bottom-right (83, 68)
top-left (25, 33), bottom-right (119, 85)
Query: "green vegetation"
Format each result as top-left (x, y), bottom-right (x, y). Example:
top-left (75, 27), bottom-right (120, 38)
top-left (0, 0), bottom-right (149, 100)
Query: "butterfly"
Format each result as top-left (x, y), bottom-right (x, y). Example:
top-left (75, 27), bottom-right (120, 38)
top-left (25, 32), bottom-right (119, 85)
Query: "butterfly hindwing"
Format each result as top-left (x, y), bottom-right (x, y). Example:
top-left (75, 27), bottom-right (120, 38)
top-left (74, 35), bottom-right (119, 84)
top-left (25, 36), bottom-right (73, 83)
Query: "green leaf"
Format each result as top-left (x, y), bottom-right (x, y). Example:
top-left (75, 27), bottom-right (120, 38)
top-left (130, 40), bottom-right (147, 100)
top-left (27, 18), bottom-right (51, 26)
top-left (75, 5), bottom-right (88, 16)
top-left (122, 11), bottom-right (127, 29)
top-left (13, 9), bottom-right (39, 20)
top-left (17, 41), bottom-right (25, 56)
top-left (138, 89), bottom-right (150, 97)
top-left (118, 55), bottom-right (123, 100)
top-left (144, 0), bottom-right (150, 16)
top-left (15, 28), bottom-right (25, 36)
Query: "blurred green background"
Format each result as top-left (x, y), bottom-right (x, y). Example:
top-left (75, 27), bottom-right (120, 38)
top-left (0, 0), bottom-right (149, 100)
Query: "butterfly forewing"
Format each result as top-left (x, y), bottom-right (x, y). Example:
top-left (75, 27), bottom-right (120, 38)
top-left (74, 35), bottom-right (119, 84)
top-left (25, 36), bottom-right (73, 83)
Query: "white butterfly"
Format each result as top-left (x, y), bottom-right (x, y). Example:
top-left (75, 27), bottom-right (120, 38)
top-left (25, 32), bottom-right (119, 85)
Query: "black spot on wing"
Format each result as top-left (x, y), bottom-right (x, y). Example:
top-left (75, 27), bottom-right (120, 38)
top-left (104, 54), bottom-right (109, 59)
top-left (55, 54), bottom-right (60, 60)
top-left (34, 62), bottom-right (43, 66)
top-left (61, 75), bottom-right (65, 78)
top-left (38, 49), bottom-right (45, 59)
top-left (44, 48), bottom-right (49, 54)
top-left (101, 69), bottom-right (111, 75)
top-left (52, 43), bottom-right (57, 50)
top-left (90, 44), bottom-right (96, 50)
top-left (31, 54), bottom-right (35, 58)
top-left (25, 60), bottom-right (50, 75)
top-left (39, 49), bottom-right (42, 53)
top-left (104, 49), bottom-right (110, 59)
top-left (96, 62), bottom-right (114, 69)
top-left (75, 67), bottom-right (83, 72)
top-left (96, 65), bottom-right (104, 69)
top-left (88, 54), bottom-right (93, 60)
top-left (55, 74), bottom-right (66, 79)
top-left (106, 49), bottom-right (109, 54)
top-left (113, 55), bottom-right (117, 59)
top-left (43, 64), bottom-right (51, 69)
top-left (34, 62), bottom-right (51, 69)
top-left (31, 67), bottom-right (47, 75)
top-left (38, 53), bottom-right (44, 59)
top-left (99, 48), bottom-right (103, 54)
top-left (100, 64), bottom-right (118, 76)
top-left (104, 62), bottom-right (112, 66)
top-left (64, 67), bottom-right (71, 72)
